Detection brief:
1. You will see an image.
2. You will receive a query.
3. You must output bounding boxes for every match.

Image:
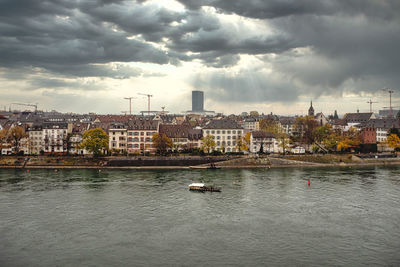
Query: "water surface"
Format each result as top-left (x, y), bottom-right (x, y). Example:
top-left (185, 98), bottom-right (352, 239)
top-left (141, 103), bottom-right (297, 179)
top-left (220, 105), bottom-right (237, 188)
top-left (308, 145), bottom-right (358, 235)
top-left (1, 166), bottom-right (399, 266)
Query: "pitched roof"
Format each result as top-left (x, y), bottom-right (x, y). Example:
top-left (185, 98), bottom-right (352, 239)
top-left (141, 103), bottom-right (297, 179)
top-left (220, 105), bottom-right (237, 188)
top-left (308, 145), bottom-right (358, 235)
top-left (343, 112), bottom-right (373, 123)
top-left (159, 124), bottom-right (192, 138)
top-left (251, 131), bottom-right (276, 139)
top-left (127, 118), bottom-right (159, 130)
top-left (361, 118), bottom-right (400, 129)
top-left (203, 119), bottom-right (243, 129)
top-left (279, 117), bottom-right (297, 125)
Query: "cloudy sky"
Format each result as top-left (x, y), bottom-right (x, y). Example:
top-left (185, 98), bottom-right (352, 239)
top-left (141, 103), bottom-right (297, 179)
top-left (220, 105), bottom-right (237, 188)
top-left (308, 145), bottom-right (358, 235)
top-left (0, 0), bottom-right (399, 116)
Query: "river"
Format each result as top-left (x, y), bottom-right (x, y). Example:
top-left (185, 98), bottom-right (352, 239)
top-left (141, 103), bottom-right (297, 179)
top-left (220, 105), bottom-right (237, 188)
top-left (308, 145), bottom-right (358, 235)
top-left (1, 166), bottom-right (399, 266)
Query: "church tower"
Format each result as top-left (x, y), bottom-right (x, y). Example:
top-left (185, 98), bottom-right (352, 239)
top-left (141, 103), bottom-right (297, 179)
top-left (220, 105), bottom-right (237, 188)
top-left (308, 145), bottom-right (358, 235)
top-left (308, 100), bottom-right (314, 116)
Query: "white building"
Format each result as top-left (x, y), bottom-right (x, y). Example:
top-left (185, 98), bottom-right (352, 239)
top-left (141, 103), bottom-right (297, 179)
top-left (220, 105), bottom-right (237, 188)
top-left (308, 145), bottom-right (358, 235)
top-left (203, 119), bottom-right (244, 152)
top-left (109, 123), bottom-right (127, 153)
top-left (250, 131), bottom-right (280, 153)
top-left (42, 122), bottom-right (69, 154)
top-left (27, 124), bottom-right (43, 155)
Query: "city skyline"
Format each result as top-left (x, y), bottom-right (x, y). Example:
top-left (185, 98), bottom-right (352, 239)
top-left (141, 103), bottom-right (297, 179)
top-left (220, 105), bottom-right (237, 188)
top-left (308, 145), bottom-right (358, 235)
top-left (0, 0), bottom-right (399, 115)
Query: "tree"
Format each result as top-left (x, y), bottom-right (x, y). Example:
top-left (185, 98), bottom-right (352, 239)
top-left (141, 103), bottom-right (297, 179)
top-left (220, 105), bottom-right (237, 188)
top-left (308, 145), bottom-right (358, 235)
top-left (0, 128), bottom-right (7, 145)
top-left (294, 116), bottom-right (318, 147)
top-left (259, 117), bottom-right (290, 154)
top-left (259, 117), bottom-right (280, 133)
top-left (7, 126), bottom-right (27, 154)
top-left (386, 134), bottom-right (400, 151)
top-left (313, 124), bottom-right (333, 143)
top-left (388, 127), bottom-right (400, 138)
top-left (337, 127), bottom-right (360, 152)
top-left (278, 132), bottom-right (291, 154)
top-left (201, 135), bottom-right (216, 154)
top-left (249, 111), bottom-right (259, 116)
top-left (152, 133), bottom-right (173, 155)
top-left (81, 128), bottom-right (109, 156)
top-left (243, 132), bottom-right (251, 151)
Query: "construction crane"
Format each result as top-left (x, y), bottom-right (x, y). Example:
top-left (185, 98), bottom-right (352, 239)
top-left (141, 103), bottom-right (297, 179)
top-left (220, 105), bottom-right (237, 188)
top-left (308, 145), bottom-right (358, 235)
top-left (366, 99), bottom-right (378, 113)
top-left (382, 88), bottom-right (394, 117)
top-left (123, 97), bottom-right (136, 115)
top-left (138, 93), bottom-right (153, 116)
top-left (11, 102), bottom-right (38, 112)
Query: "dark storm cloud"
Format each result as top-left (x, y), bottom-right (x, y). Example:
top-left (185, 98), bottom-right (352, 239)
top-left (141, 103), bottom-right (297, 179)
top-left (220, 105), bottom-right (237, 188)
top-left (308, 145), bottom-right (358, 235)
top-left (81, 1), bottom-right (186, 42)
top-left (177, 0), bottom-right (400, 100)
top-left (0, 0), bottom-right (170, 78)
top-left (177, 0), bottom-right (400, 20)
top-left (1, 0), bottom-right (399, 106)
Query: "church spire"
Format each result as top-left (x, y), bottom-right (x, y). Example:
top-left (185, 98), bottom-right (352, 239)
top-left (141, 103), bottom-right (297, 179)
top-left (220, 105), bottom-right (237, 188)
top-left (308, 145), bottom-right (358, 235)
top-left (308, 100), bottom-right (315, 116)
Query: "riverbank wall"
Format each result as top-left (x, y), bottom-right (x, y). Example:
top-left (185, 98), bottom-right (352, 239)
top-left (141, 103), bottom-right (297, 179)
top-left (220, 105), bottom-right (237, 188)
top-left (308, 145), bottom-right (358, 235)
top-left (0, 154), bottom-right (399, 170)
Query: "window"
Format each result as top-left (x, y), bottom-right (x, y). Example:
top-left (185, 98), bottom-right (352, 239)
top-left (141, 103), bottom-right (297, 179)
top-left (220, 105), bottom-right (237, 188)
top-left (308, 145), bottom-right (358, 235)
top-left (217, 136), bottom-right (220, 140)
top-left (211, 130), bottom-right (215, 134)
top-left (227, 136), bottom-right (231, 140)
top-left (227, 130), bottom-right (231, 134)
top-left (217, 130), bottom-right (220, 134)
top-left (232, 130), bottom-right (236, 134)
top-left (222, 130), bottom-right (225, 134)
top-left (206, 130), bottom-right (210, 134)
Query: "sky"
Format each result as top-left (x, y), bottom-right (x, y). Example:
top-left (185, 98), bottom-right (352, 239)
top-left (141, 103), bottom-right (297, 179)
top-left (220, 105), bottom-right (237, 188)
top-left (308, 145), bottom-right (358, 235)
top-left (0, 0), bottom-right (399, 116)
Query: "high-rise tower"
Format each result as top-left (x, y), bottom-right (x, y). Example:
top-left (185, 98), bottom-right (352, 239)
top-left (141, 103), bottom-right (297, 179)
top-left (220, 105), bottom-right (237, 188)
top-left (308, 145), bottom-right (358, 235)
top-left (192, 91), bottom-right (204, 112)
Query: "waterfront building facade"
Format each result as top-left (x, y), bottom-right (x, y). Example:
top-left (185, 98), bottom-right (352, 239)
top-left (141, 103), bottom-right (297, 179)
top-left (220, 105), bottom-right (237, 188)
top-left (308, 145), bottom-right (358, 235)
top-left (203, 119), bottom-right (244, 152)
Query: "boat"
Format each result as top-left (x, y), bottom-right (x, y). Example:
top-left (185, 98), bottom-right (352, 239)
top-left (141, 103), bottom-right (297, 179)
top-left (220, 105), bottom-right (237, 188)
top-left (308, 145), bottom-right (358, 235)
top-left (188, 183), bottom-right (221, 192)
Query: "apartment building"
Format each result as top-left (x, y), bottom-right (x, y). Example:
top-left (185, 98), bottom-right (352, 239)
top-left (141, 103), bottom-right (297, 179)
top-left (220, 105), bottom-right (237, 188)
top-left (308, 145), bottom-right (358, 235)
top-left (203, 119), bottom-right (244, 152)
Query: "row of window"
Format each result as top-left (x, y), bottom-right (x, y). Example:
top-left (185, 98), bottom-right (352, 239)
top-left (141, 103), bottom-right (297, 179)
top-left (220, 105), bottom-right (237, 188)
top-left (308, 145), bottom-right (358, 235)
top-left (205, 130), bottom-right (242, 135)
top-left (111, 131), bottom-right (156, 136)
top-left (216, 141), bottom-right (236, 146)
top-left (213, 135), bottom-right (237, 140)
top-left (111, 137), bottom-right (152, 142)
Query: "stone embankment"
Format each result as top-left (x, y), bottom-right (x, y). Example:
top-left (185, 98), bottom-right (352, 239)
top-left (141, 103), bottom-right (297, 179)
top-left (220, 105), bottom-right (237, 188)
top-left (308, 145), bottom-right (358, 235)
top-left (0, 154), bottom-right (399, 169)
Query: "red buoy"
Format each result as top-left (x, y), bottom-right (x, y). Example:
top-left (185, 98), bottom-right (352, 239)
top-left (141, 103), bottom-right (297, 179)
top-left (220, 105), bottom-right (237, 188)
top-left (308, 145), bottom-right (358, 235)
top-left (308, 179), bottom-right (311, 186)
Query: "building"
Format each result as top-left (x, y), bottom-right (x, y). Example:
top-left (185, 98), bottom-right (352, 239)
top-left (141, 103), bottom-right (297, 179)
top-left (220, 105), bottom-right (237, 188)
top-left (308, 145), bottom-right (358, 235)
top-left (343, 112), bottom-right (375, 124)
top-left (27, 124), bottom-right (43, 155)
top-left (109, 123), bottom-right (127, 153)
top-left (279, 117), bottom-right (297, 136)
top-left (42, 122), bottom-right (69, 154)
top-left (359, 127), bottom-right (376, 144)
top-left (159, 124), bottom-right (202, 151)
top-left (308, 101), bottom-right (315, 116)
top-left (361, 118), bottom-right (399, 143)
top-left (314, 112), bottom-right (328, 126)
top-left (187, 90), bottom-right (214, 114)
top-left (69, 123), bottom-right (91, 155)
top-left (126, 118), bottom-right (159, 154)
top-left (202, 119), bottom-right (244, 152)
top-left (192, 91), bottom-right (204, 112)
top-left (250, 131), bottom-right (279, 153)
top-left (242, 118), bottom-right (259, 131)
